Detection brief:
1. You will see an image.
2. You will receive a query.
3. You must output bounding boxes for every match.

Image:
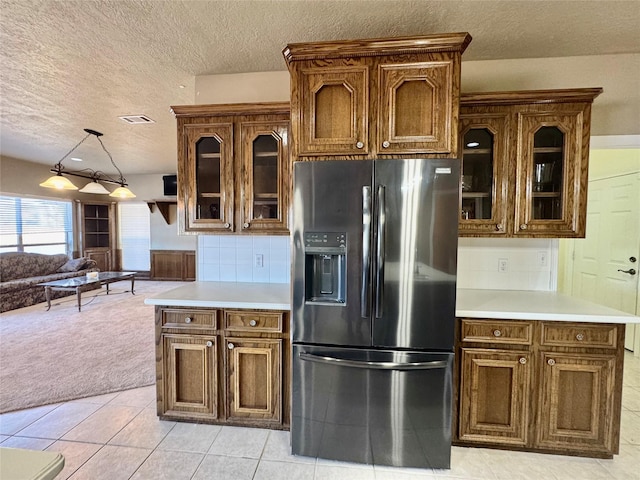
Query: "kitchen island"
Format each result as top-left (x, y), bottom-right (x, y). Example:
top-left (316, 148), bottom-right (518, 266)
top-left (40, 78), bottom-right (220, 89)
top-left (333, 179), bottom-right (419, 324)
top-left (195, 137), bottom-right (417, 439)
top-left (455, 288), bottom-right (638, 459)
top-left (147, 283), bottom-right (639, 456)
top-left (146, 282), bottom-right (291, 430)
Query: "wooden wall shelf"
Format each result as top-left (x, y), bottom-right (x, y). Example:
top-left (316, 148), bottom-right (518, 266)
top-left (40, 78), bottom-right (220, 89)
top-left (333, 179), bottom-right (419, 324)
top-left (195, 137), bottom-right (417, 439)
top-left (147, 200), bottom-right (177, 224)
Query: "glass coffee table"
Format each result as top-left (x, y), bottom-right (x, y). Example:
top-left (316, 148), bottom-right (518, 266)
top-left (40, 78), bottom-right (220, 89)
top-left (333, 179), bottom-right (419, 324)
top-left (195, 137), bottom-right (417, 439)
top-left (38, 271), bottom-right (136, 312)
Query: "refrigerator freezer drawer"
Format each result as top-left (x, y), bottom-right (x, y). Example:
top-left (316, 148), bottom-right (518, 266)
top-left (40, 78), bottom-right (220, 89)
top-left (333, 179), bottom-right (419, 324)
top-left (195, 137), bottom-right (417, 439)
top-left (291, 344), bottom-right (453, 468)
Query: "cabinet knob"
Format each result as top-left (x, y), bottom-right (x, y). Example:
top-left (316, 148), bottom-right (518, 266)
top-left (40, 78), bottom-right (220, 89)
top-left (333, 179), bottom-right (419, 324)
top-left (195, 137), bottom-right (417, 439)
top-left (206, 341), bottom-right (213, 348)
top-left (547, 358), bottom-right (556, 366)
top-left (224, 223), bottom-right (230, 228)
top-left (576, 333), bottom-right (585, 341)
top-left (243, 222), bottom-right (250, 229)
top-left (519, 357), bottom-right (527, 365)
top-left (493, 329), bottom-right (502, 337)
top-left (382, 140), bottom-right (390, 148)
top-left (496, 224), bottom-right (504, 231)
top-left (520, 224), bottom-right (528, 230)
top-left (184, 317), bottom-right (192, 324)
top-left (228, 342), bottom-right (235, 350)
top-left (249, 320), bottom-right (257, 327)
top-left (356, 141), bottom-right (364, 149)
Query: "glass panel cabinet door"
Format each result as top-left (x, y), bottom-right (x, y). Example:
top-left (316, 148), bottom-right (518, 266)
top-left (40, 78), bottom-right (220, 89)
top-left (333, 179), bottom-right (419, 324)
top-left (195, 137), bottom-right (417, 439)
top-left (458, 113), bottom-right (509, 236)
top-left (516, 112), bottom-right (581, 236)
top-left (184, 124), bottom-right (234, 232)
top-left (240, 121), bottom-right (289, 233)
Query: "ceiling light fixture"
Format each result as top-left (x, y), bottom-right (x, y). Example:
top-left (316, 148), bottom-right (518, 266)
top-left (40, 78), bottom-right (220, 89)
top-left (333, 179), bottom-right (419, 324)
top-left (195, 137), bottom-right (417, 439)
top-left (39, 128), bottom-right (136, 198)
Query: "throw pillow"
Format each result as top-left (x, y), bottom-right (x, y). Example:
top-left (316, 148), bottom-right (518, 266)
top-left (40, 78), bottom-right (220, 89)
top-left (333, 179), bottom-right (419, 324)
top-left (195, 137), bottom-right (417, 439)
top-left (57, 257), bottom-right (88, 273)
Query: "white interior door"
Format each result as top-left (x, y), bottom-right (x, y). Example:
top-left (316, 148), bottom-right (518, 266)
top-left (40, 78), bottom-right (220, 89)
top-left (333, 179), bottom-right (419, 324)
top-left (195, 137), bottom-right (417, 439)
top-left (571, 172), bottom-right (640, 352)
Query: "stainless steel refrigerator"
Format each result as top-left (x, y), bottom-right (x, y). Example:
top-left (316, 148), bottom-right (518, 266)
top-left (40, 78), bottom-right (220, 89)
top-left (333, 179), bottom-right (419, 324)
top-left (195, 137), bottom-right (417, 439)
top-left (291, 158), bottom-right (460, 469)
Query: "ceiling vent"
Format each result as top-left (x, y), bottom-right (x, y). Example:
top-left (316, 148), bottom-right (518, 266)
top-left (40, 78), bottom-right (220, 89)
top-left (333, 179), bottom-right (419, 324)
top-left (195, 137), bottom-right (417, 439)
top-left (118, 115), bottom-right (155, 124)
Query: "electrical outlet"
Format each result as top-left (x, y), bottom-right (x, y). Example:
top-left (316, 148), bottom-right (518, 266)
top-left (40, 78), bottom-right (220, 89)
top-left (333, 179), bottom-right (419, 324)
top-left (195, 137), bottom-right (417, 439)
top-left (498, 258), bottom-right (508, 273)
top-left (538, 251), bottom-right (547, 267)
top-left (255, 254), bottom-right (264, 268)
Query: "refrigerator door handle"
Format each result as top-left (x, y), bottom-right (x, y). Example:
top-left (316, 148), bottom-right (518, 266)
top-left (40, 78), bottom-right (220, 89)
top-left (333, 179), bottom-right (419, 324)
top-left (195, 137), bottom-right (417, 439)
top-left (374, 184), bottom-right (386, 318)
top-left (361, 186), bottom-right (372, 318)
top-left (299, 352), bottom-right (447, 370)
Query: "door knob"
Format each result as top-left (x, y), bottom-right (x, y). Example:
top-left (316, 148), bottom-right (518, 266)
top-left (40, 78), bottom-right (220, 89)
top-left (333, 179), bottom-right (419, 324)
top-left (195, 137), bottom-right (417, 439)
top-left (618, 268), bottom-right (636, 275)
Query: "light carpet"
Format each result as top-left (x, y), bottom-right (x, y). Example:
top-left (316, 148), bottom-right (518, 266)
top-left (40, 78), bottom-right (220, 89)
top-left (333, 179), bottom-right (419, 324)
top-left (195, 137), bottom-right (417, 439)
top-left (0, 280), bottom-right (188, 413)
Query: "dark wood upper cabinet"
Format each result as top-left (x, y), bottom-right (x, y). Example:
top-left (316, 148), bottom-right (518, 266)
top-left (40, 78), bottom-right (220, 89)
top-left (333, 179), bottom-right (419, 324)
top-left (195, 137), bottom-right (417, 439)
top-left (459, 88), bottom-right (603, 238)
top-left (283, 33), bottom-right (472, 160)
top-left (171, 103), bottom-right (290, 235)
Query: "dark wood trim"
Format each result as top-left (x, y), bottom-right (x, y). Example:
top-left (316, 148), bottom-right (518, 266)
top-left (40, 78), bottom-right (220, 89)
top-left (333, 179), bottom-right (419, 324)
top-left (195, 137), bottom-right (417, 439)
top-left (461, 88), bottom-right (603, 106)
top-left (283, 32), bottom-right (472, 64)
top-left (171, 102), bottom-right (290, 118)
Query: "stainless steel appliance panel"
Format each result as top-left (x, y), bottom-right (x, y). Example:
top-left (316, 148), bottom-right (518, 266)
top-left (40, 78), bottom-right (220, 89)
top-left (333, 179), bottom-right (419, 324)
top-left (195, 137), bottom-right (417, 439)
top-left (292, 161), bottom-right (374, 347)
top-left (292, 344), bottom-right (453, 468)
top-left (371, 159), bottom-right (460, 350)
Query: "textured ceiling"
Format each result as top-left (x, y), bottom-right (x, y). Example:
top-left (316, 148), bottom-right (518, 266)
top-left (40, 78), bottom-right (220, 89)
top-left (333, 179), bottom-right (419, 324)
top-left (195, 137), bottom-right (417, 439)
top-left (1, 0), bottom-right (639, 176)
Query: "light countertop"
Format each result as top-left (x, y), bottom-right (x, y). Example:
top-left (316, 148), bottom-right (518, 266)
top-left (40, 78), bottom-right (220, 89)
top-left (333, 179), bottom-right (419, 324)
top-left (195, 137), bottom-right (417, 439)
top-left (456, 288), bottom-right (639, 324)
top-left (145, 282), bottom-right (639, 324)
top-left (144, 282), bottom-right (290, 310)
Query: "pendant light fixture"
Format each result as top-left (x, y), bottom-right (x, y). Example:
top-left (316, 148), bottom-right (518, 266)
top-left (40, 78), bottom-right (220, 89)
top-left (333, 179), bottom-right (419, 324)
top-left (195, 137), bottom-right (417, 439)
top-left (39, 128), bottom-right (136, 198)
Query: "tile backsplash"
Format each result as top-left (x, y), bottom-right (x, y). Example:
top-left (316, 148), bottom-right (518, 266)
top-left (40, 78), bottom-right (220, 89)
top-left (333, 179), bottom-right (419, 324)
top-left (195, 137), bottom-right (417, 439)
top-left (198, 235), bottom-right (556, 291)
top-left (457, 238), bottom-right (558, 291)
top-left (197, 235), bottom-right (290, 283)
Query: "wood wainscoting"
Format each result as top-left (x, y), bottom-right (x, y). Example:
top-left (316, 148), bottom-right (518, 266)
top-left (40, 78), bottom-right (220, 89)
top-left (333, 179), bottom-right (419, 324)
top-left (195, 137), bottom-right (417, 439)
top-left (150, 250), bottom-right (196, 281)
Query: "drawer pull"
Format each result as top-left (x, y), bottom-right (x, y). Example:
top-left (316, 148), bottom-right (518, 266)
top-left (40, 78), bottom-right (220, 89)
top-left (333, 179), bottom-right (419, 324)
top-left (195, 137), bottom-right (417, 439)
top-left (243, 223), bottom-right (250, 229)
top-left (228, 342), bottom-right (235, 350)
top-left (184, 317), bottom-right (192, 324)
top-left (496, 224), bottom-right (504, 231)
top-left (493, 329), bottom-right (502, 337)
top-left (249, 320), bottom-right (257, 327)
top-left (520, 224), bottom-right (528, 230)
top-left (576, 333), bottom-right (585, 341)
top-left (356, 141), bottom-right (364, 149)
top-left (519, 357), bottom-right (527, 365)
top-left (206, 341), bottom-right (213, 348)
top-left (382, 140), bottom-right (390, 148)
top-left (547, 358), bottom-right (556, 366)
top-left (224, 223), bottom-right (230, 228)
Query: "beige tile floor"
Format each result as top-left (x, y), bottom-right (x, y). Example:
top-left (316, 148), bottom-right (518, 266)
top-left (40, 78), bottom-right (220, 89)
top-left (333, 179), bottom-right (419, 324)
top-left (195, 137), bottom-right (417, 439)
top-left (1, 352), bottom-right (638, 480)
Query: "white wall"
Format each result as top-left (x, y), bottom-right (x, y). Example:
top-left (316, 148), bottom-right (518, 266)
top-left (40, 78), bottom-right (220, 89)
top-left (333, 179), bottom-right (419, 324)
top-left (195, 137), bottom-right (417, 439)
top-left (125, 174), bottom-right (196, 252)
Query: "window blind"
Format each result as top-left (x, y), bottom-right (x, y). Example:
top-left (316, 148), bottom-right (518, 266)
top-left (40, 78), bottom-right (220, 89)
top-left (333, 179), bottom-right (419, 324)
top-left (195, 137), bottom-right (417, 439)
top-left (118, 202), bottom-right (150, 271)
top-left (0, 196), bottom-right (72, 254)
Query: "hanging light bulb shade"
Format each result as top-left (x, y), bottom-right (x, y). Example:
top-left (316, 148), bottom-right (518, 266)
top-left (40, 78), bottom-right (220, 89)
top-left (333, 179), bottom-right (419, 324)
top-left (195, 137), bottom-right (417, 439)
top-left (39, 174), bottom-right (79, 190)
top-left (109, 186), bottom-right (136, 198)
top-left (39, 128), bottom-right (136, 198)
top-left (79, 180), bottom-right (110, 194)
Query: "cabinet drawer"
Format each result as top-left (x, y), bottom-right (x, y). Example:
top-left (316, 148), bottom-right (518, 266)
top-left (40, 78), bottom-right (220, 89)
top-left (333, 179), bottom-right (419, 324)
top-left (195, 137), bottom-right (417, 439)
top-left (540, 323), bottom-right (618, 349)
top-left (461, 319), bottom-right (533, 345)
top-left (224, 310), bottom-right (283, 333)
top-left (162, 309), bottom-right (217, 329)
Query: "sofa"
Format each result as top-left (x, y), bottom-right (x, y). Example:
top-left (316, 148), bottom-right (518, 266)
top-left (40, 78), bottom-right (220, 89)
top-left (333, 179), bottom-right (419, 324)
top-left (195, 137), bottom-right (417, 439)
top-left (0, 252), bottom-right (99, 313)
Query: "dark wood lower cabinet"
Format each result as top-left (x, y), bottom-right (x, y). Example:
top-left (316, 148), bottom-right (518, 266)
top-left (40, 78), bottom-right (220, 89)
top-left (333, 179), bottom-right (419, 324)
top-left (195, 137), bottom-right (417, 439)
top-left (459, 349), bottom-right (530, 446)
top-left (156, 306), bottom-right (289, 430)
top-left (162, 334), bottom-right (217, 419)
top-left (536, 352), bottom-right (617, 454)
top-left (225, 337), bottom-right (282, 424)
top-left (455, 318), bottom-right (624, 459)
